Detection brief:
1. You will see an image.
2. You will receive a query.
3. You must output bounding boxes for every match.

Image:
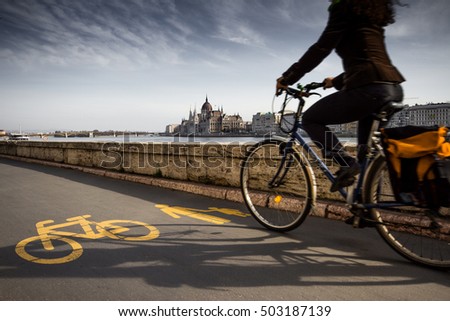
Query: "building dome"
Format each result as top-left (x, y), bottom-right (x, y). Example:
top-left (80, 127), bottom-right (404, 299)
top-left (201, 96), bottom-right (213, 113)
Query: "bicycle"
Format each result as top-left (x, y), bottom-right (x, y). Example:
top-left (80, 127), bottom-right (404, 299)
top-left (240, 82), bottom-right (450, 268)
top-left (16, 215), bottom-right (160, 264)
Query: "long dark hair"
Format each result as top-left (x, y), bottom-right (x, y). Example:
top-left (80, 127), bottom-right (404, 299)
top-left (348, 0), bottom-right (406, 26)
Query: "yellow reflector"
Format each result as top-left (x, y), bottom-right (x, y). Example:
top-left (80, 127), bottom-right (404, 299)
top-left (274, 195), bottom-right (283, 204)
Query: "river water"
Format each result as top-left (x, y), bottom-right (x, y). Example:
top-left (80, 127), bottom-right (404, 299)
top-left (39, 135), bottom-right (262, 144)
top-left (26, 134), bottom-right (357, 145)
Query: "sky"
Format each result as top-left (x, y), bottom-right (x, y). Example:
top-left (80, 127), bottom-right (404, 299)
top-left (1, 0), bottom-right (450, 133)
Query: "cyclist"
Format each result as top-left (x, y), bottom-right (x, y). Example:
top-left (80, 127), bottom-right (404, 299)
top-left (276, 0), bottom-right (405, 192)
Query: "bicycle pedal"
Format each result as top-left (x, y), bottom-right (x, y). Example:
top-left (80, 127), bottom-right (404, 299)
top-left (278, 142), bottom-right (288, 154)
top-left (352, 216), bottom-right (361, 228)
top-left (345, 215), bottom-right (377, 229)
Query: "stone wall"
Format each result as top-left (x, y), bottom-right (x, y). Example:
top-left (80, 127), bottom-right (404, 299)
top-left (0, 140), bottom-right (355, 201)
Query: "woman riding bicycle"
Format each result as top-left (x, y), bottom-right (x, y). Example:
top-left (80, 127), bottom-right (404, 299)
top-left (276, 0), bottom-right (405, 192)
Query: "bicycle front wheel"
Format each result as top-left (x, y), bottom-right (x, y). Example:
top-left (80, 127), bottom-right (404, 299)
top-left (240, 139), bottom-right (315, 232)
top-left (364, 155), bottom-right (450, 268)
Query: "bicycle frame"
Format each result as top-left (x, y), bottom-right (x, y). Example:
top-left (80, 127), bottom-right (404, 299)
top-left (278, 89), bottom-right (406, 211)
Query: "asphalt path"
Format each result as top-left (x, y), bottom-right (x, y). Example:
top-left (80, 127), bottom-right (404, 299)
top-left (0, 157), bottom-right (449, 301)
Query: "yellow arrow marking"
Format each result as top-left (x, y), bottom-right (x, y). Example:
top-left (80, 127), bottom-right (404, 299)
top-left (155, 204), bottom-right (249, 224)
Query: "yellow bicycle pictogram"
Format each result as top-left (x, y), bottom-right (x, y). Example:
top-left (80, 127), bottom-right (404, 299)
top-left (15, 215), bottom-right (160, 265)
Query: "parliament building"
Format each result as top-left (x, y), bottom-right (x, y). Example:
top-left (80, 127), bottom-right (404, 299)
top-left (170, 96), bottom-right (246, 135)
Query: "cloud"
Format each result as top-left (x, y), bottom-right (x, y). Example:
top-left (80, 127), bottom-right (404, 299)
top-left (3, 0), bottom-right (448, 71)
top-left (388, 0), bottom-right (450, 39)
top-left (0, 0), bottom-right (193, 69)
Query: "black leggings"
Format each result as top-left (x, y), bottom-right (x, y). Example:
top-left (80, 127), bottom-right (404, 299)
top-left (302, 83), bottom-right (403, 161)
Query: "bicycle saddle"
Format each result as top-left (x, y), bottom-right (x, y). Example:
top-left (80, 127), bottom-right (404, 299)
top-left (374, 101), bottom-right (405, 121)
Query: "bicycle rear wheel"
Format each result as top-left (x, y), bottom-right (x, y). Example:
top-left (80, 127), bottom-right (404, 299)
top-left (240, 139), bottom-right (315, 232)
top-left (364, 155), bottom-right (450, 268)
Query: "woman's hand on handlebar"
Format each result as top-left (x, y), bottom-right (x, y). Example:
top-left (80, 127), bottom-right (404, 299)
top-left (323, 77), bottom-right (334, 89)
top-left (276, 77), bottom-right (288, 96)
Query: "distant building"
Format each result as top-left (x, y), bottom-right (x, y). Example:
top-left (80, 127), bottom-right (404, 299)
top-left (252, 112), bottom-right (280, 135)
top-left (222, 114), bottom-right (245, 133)
top-left (244, 121), bottom-right (253, 133)
top-left (327, 103), bottom-right (450, 136)
top-left (175, 96), bottom-right (245, 135)
top-left (0, 129), bottom-right (6, 137)
top-left (166, 101), bottom-right (449, 137)
top-left (198, 97), bottom-right (222, 134)
top-left (389, 103), bottom-right (450, 127)
top-left (165, 124), bottom-right (180, 134)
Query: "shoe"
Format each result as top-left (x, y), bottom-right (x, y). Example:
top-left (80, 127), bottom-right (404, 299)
top-left (330, 162), bottom-right (360, 192)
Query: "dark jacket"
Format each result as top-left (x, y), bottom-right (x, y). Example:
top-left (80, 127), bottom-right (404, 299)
top-left (282, 0), bottom-right (405, 90)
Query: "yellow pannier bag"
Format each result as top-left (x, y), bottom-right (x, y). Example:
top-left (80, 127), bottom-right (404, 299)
top-left (382, 126), bottom-right (450, 208)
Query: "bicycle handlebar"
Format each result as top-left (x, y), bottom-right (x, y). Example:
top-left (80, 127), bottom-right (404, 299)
top-left (282, 81), bottom-right (325, 98)
top-left (304, 81), bottom-right (326, 91)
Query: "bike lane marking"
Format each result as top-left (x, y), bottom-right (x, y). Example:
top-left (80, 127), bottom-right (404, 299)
top-left (15, 206), bottom-right (249, 265)
top-left (15, 215), bottom-right (159, 265)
